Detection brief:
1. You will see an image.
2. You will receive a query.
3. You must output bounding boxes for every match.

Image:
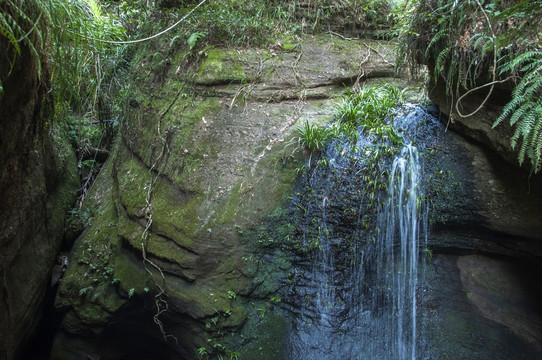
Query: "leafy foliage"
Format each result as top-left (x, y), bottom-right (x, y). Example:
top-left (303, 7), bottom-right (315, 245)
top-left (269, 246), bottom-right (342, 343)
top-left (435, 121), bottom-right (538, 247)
top-left (1, 0), bottom-right (126, 152)
top-left (292, 84), bottom-right (404, 170)
top-left (284, 0), bottom-right (395, 33)
top-left (494, 50), bottom-right (542, 171)
top-left (48, 0), bottom-right (126, 113)
top-left (334, 84), bottom-right (404, 141)
top-left (181, 0), bottom-right (288, 48)
top-left (187, 31), bottom-right (206, 49)
top-left (399, 0), bottom-right (542, 172)
top-left (0, 0), bottom-right (47, 78)
top-left (173, 0), bottom-right (395, 51)
top-left (297, 120), bottom-right (333, 154)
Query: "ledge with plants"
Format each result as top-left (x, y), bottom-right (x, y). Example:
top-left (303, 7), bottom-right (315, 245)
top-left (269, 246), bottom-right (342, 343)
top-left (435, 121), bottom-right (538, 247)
top-left (398, 0), bottom-right (542, 173)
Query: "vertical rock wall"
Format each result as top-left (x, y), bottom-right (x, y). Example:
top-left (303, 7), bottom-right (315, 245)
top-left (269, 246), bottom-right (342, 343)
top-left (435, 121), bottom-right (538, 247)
top-left (0, 14), bottom-right (79, 360)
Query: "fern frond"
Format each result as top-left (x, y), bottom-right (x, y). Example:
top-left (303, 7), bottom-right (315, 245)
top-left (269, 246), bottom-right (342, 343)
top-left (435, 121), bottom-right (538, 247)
top-left (517, 134), bottom-right (528, 164)
top-left (522, 78), bottom-right (542, 99)
top-left (509, 103), bottom-right (532, 127)
top-left (434, 46), bottom-right (451, 79)
top-left (187, 31), bottom-right (206, 50)
top-left (471, 33), bottom-right (491, 51)
top-left (425, 27), bottom-right (450, 58)
top-left (500, 51), bottom-right (541, 74)
top-left (0, 12), bottom-right (21, 53)
top-left (494, 0), bottom-right (542, 21)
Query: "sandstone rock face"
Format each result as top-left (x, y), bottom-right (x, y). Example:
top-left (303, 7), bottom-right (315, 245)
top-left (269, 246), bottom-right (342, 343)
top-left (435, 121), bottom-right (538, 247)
top-left (52, 34), bottom-right (398, 359)
top-left (428, 73), bottom-right (522, 169)
top-left (0, 30), bottom-right (79, 360)
top-left (421, 104), bottom-right (542, 252)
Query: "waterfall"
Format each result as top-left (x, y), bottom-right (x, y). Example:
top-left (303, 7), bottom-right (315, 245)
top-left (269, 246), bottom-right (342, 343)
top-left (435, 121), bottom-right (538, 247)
top-left (288, 107), bottom-right (429, 359)
top-left (376, 144), bottom-right (422, 360)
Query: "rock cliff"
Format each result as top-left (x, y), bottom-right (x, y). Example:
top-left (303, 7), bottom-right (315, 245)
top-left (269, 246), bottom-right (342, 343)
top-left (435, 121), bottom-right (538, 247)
top-left (51, 31), bottom-right (542, 360)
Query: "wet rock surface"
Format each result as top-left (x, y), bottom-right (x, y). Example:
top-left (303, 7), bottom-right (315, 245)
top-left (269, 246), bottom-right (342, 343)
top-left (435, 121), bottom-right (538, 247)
top-left (280, 104), bottom-right (542, 359)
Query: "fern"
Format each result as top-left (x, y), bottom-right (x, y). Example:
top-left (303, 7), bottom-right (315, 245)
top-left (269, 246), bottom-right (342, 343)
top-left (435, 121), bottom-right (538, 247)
top-left (187, 31), bottom-right (206, 50)
top-left (401, 0), bottom-right (542, 172)
top-left (0, 0), bottom-right (48, 78)
top-left (425, 27), bottom-right (450, 60)
top-left (494, 51), bottom-right (542, 171)
top-left (0, 12), bottom-right (21, 54)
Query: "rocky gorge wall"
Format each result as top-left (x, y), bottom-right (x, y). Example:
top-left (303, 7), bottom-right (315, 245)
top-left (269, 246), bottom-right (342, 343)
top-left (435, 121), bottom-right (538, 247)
top-left (51, 33), bottom-right (399, 359)
top-left (0, 23), bottom-right (79, 360)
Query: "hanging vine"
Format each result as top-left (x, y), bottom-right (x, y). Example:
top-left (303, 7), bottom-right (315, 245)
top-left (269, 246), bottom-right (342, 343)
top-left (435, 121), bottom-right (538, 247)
top-left (138, 120), bottom-right (177, 343)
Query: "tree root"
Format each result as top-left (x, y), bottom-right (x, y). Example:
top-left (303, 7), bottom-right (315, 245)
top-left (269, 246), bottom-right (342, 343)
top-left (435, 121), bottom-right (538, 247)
top-left (139, 126), bottom-right (178, 344)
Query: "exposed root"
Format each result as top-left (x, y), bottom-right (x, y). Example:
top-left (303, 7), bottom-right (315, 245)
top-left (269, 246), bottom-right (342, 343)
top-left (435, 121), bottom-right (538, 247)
top-left (363, 43), bottom-right (393, 66)
top-left (139, 125), bottom-right (177, 344)
top-left (326, 30), bottom-right (358, 41)
top-left (454, 76), bottom-right (517, 117)
top-left (354, 46), bottom-right (372, 87)
top-left (292, 47), bottom-right (304, 87)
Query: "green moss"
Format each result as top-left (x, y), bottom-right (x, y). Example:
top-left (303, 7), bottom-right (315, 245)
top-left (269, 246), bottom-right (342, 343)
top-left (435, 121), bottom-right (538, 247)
top-left (167, 282), bottom-right (232, 317)
top-left (55, 164), bottom-right (131, 331)
top-left (150, 180), bottom-right (200, 243)
top-left (116, 214), bottom-right (143, 248)
top-left (117, 158), bottom-right (151, 215)
top-left (197, 48), bottom-right (247, 84)
top-left (280, 35), bottom-right (298, 51)
top-left (112, 246), bottom-right (150, 293)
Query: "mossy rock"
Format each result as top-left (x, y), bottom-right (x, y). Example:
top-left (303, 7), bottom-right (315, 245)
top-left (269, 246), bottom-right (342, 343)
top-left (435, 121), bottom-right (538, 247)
top-left (197, 48), bottom-right (248, 85)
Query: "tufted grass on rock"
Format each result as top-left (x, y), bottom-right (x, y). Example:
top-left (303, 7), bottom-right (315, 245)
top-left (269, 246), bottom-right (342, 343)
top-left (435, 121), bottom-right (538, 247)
top-left (296, 120), bottom-right (332, 154)
top-left (292, 120), bottom-right (333, 169)
top-left (334, 84), bottom-right (405, 131)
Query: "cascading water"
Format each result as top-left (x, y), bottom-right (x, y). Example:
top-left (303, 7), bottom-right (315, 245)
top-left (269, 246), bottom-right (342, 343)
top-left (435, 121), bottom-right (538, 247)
top-left (375, 144), bottom-right (423, 360)
top-left (288, 105), bottom-right (430, 359)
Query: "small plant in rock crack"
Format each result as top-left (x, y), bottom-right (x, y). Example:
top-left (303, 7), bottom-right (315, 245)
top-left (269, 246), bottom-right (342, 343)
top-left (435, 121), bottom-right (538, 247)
top-left (198, 346), bottom-right (208, 356)
top-left (423, 248), bottom-right (433, 260)
top-left (296, 120), bottom-right (332, 153)
top-left (79, 286), bottom-right (94, 296)
top-left (200, 308), bottom-right (239, 359)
